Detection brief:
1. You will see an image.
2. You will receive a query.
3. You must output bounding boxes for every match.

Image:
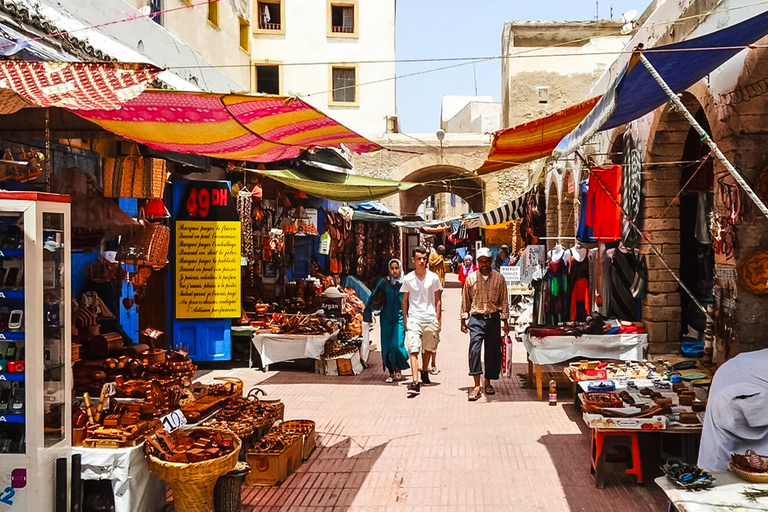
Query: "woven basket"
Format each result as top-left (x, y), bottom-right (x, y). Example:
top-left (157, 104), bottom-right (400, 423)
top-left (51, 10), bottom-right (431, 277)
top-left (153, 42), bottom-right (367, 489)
top-left (730, 463), bottom-right (768, 483)
top-left (145, 427), bottom-right (241, 512)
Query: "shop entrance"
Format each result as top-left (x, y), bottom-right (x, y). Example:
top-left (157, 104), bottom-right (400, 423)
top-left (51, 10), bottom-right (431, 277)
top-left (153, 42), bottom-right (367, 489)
top-left (678, 107), bottom-right (715, 337)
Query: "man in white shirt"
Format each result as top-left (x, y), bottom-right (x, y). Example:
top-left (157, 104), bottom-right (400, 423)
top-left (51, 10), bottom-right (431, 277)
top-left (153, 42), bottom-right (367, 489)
top-left (401, 246), bottom-right (443, 396)
top-left (698, 348), bottom-right (768, 471)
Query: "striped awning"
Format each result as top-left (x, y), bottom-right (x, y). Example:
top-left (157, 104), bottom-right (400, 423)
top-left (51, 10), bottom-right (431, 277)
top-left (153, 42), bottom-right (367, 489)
top-left (465, 189), bottom-right (530, 229)
top-left (476, 97), bottom-right (601, 175)
top-left (75, 90), bottom-right (381, 163)
top-left (0, 61), bottom-right (162, 114)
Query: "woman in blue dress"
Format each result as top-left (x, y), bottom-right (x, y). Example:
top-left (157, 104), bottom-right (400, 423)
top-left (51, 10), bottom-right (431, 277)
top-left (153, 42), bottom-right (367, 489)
top-left (363, 258), bottom-right (410, 382)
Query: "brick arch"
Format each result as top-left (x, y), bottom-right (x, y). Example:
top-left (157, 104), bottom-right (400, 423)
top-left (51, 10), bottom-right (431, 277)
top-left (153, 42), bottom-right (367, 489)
top-left (545, 177), bottom-right (559, 251)
top-left (643, 89), bottom-right (713, 350)
top-left (560, 170), bottom-right (576, 242)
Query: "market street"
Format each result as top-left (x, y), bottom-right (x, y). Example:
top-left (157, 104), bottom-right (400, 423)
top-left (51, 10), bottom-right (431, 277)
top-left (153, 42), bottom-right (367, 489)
top-left (197, 273), bottom-right (669, 512)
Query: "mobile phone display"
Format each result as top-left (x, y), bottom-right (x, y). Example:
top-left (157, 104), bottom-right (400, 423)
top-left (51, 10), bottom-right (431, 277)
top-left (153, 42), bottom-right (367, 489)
top-left (5, 343), bottom-right (16, 362)
top-left (7, 310), bottom-right (22, 331)
top-left (4, 267), bottom-right (19, 288)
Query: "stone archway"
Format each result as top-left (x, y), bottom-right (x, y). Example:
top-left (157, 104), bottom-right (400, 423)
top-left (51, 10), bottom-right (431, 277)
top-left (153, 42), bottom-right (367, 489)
top-left (387, 153), bottom-right (485, 216)
top-left (545, 178), bottom-right (559, 251)
top-left (643, 90), bottom-right (713, 351)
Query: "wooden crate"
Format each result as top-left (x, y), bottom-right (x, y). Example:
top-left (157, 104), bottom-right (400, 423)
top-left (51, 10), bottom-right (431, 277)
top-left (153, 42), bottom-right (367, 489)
top-left (280, 420), bottom-right (316, 461)
top-left (245, 436), bottom-right (302, 486)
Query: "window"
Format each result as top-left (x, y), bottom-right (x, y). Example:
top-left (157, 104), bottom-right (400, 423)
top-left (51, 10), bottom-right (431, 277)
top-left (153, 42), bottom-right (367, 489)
top-left (257, 1), bottom-right (281, 30)
top-left (207, 0), bottom-right (219, 27)
top-left (327, 1), bottom-right (357, 37)
top-left (239, 18), bottom-right (250, 51)
top-left (331, 5), bottom-right (354, 33)
top-left (150, 0), bottom-right (162, 25)
top-left (537, 86), bottom-right (549, 104)
top-left (331, 67), bottom-right (356, 103)
top-left (256, 65), bottom-right (280, 94)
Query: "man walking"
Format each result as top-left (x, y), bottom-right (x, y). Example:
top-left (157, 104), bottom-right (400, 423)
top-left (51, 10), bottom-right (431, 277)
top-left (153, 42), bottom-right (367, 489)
top-left (460, 247), bottom-right (510, 401)
top-left (402, 246), bottom-right (443, 396)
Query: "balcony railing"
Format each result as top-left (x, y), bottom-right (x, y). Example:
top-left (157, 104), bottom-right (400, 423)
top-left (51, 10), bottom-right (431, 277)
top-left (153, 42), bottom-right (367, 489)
top-left (332, 25), bottom-right (354, 33)
top-left (258, 21), bottom-right (281, 30)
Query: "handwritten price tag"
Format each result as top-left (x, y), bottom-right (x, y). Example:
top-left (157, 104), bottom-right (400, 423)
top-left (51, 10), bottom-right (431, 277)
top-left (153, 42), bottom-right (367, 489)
top-left (160, 410), bottom-right (188, 432)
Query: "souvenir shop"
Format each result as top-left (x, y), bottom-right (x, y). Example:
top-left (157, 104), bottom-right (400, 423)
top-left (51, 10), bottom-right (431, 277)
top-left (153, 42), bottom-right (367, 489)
top-left (0, 60), bottom-right (390, 512)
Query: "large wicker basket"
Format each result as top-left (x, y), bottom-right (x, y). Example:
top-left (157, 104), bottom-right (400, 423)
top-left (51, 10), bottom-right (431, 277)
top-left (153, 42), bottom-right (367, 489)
top-left (145, 427), bottom-right (241, 512)
top-left (730, 462), bottom-right (768, 483)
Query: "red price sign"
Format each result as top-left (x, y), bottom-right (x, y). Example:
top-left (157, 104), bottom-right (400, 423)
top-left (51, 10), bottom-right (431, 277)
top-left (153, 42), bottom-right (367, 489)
top-left (178, 181), bottom-right (238, 222)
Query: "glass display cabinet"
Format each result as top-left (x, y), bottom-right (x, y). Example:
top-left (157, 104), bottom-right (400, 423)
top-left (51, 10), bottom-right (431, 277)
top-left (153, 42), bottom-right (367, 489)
top-left (0, 192), bottom-right (71, 511)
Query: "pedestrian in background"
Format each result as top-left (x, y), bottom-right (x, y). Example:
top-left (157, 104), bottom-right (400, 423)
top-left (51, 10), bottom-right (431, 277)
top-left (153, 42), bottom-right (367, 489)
top-left (429, 245), bottom-right (447, 287)
top-left (458, 254), bottom-right (477, 287)
top-left (493, 245), bottom-right (510, 271)
top-left (402, 246), bottom-right (443, 396)
top-left (363, 258), bottom-right (411, 383)
top-left (460, 247), bottom-right (510, 401)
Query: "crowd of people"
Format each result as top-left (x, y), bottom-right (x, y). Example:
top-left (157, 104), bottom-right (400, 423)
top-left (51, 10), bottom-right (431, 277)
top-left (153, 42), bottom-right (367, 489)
top-left (364, 244), bottom-right (509, 400)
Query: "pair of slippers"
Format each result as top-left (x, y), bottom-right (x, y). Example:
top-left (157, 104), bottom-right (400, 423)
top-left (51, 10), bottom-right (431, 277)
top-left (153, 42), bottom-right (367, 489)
top-left (468, 385), bottom-right (495, 401)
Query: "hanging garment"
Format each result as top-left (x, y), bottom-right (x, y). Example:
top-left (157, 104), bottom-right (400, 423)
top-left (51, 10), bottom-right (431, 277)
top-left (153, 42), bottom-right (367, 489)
top-left (607, 245), bottom-right (639, 321)
top-left (587, 165), bottom-right (623, 241)
top-left (531, 270), bottom-right (547, 326)
top-left (547, 255), bottom-right (568, 325)
top-left (695, 192), bottom-right (712, 244)
top-left (568, 248), bottom-right (590, 322)
top-left (577, 179), bottom-right (597, 243)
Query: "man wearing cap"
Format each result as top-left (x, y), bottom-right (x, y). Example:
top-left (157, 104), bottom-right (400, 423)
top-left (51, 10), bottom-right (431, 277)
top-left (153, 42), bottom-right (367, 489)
top-left (493, 244), bottom-right (510, 271)
top-left (460, 247), bottom-right (510, 401)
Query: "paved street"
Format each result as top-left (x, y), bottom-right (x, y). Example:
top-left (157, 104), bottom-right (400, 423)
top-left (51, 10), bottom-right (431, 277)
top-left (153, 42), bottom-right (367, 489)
top-left (197, 274), bottom-right (669, 511)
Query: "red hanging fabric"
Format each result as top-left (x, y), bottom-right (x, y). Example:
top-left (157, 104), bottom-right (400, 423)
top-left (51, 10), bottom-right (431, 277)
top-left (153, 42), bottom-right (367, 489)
top-left (587, 165), bottom-right (623, 241)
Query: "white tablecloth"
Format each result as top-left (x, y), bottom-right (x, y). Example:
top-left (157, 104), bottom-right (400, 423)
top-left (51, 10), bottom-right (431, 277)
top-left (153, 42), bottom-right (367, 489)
top-left (75, 444), bottom-right (166, 512)
top-left (655, 472), bottom-right (768, 511)
top-left (252, 331), bottom-right (338, 365)
top-left (522, 333), bottom-right (648, 365)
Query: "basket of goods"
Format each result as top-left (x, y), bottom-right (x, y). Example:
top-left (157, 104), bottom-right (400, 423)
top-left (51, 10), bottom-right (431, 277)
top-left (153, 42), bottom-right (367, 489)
top-left (145, 427), bottom-right (241, 512)
top-left (279, 420), bottom-right (316, 461)
top-left (662, 459), bottom-right (715, 490)
top-left (582, 392), bottom-right (624, 409)
top-left (205, 389), bottom-right (284, 455)
top-left (730, 450), bottom-right (768, 483)
top-left (245, 427), bottom-right (303, 486)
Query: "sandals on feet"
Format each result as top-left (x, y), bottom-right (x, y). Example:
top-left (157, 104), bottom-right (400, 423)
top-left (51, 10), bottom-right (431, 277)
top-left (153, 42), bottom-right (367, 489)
top-left (468, 388), bottom-right (482, 401)
top-left (485, 385), bottom-right (496, 395)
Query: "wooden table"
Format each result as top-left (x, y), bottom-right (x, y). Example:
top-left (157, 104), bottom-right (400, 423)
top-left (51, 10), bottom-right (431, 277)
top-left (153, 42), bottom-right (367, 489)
top-left (655, 472), bottom-right (768, 511)
top-left (522, 332), bottom-right (648, 400)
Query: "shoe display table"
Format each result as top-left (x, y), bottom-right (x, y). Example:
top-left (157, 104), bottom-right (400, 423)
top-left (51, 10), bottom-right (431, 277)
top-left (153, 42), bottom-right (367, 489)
top-left (75, 443), bottom-right (166, 512)
top-left (521, 333), bottom-right (648, 400)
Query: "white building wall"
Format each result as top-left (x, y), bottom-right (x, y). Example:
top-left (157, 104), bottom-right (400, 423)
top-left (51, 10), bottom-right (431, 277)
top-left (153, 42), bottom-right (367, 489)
top-left (251, 0), bottom-right (396, 138)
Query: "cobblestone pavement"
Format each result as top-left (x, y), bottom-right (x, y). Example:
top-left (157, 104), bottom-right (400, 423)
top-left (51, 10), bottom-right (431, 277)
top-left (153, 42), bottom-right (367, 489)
top-left (195, 274), bottom-right (669, 511)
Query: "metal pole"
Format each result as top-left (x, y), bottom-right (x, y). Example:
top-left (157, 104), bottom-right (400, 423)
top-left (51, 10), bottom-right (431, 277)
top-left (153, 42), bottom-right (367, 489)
top-left (637, 51), bottom-right (768, 221)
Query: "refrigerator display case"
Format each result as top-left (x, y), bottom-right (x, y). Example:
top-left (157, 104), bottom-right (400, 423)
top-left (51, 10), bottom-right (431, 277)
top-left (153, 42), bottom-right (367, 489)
top-left (0, 192), bottom-right (71, 511)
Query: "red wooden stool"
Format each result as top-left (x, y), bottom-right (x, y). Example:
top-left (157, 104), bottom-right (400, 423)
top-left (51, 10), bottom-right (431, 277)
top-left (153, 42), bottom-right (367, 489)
top-left (590, 429), bottom-right (643, 488)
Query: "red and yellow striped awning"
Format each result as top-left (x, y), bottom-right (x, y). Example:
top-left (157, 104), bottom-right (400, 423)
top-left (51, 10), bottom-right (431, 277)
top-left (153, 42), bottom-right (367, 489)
top-left (476, 96), bottom-right (600, 175)
top-left (75, 90), bottom-right (381, 162)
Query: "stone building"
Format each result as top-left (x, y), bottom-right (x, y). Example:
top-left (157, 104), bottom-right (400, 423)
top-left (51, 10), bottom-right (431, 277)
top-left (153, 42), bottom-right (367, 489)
top-left (546, 0), bottom-right (768, 360)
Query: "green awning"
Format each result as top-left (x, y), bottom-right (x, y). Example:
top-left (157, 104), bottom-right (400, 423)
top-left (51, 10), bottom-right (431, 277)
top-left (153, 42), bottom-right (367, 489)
top-left (254, 167), bottom-right (417, 202)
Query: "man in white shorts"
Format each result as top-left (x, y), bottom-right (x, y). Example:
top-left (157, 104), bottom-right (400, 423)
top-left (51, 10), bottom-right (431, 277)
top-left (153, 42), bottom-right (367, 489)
top-left (401, 245), bottom-right (443, 396)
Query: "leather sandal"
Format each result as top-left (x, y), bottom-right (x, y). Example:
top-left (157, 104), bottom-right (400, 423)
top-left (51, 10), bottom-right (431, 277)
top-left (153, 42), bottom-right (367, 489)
top-left (468, 388), bottom-right (482, 401)
top-left (485, 384), bottom-right (496, 395)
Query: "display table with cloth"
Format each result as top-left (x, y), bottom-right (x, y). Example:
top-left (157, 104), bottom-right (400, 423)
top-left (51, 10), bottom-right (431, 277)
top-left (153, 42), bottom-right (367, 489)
top-left (655, 472), bottom-right (768, 512)
top-left (75, 444), bottom-right (166, 512)
top-left (521, 332), bottom-right (648, 399)
top-left (252, 330), bottom-right (339, 369)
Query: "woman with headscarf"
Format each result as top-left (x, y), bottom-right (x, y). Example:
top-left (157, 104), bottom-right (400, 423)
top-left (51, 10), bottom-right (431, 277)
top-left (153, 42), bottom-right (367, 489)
top-left (363, 258), bottom-right (411, 382)
top-left (458, 254), bottom-right (478, 287)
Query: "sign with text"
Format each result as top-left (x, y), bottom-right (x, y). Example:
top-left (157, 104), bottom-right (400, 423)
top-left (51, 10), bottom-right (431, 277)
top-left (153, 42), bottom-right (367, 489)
top-left (161, 409), bottom-right (187, 432)
top-left (500, 265), bottom-right (521, 283)
top-left (176, 220), bottom-right (241, 318)
top-left (176, 180), bottom-right (238, 222)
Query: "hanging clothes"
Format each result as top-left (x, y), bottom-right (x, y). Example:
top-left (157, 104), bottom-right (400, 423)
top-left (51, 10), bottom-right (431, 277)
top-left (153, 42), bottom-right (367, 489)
top-left (577, 179), bottom-right (597, 243)
top-left (568, 246), bottom-right (590, 322)
top-left (695, 191), bottom-right (712, 244)
top-left (531, 269), bottom-right (547, 326)
top-left (546, 248), bottom-right (569, 325)
top-left (587, 165), bottom-right (623, 241)
top-left (606, 244), bottom-right (640, 321)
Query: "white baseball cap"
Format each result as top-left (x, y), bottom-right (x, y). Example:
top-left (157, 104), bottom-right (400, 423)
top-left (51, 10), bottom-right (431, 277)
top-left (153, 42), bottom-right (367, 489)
top-left (476, 247), bottom-right (492, 260)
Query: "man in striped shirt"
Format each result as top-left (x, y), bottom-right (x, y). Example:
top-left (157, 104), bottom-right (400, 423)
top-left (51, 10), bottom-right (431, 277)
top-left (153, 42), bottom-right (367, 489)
top-left (460, 247), bottom-right (510, 401)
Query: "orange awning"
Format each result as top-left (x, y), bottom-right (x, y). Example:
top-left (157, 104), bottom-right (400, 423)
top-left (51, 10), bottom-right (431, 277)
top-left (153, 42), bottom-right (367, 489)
top-left (476, 96), bottom-right (601, 175)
